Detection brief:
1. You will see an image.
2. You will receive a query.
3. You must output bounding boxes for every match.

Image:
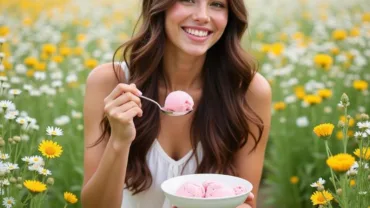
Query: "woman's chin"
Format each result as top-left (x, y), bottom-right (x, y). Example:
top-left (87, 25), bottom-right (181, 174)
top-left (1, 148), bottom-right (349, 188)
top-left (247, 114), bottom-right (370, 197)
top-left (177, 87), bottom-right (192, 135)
top-left (181, 47), bottom-right (208, 57)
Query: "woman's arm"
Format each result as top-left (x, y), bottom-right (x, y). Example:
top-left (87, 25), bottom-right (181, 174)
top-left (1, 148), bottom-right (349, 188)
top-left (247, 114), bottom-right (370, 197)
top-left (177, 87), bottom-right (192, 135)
top-left (80, 63), bottom-right (139, 208)
top-left (234, 73), bottom-right (272, 208)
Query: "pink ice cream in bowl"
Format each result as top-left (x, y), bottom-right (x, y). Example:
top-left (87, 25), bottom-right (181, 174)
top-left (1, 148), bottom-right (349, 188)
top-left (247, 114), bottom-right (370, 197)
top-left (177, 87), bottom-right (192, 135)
top-left (161, 174), bottom-right (253, 208)
top-left (138, 90), bottom-right (194, 116)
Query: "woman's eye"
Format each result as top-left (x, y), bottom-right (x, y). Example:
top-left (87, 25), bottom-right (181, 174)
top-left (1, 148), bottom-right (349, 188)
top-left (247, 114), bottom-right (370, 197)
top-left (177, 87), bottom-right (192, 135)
top-left (180, 0), bottom-right (195, 3)
top-left (211, 1), bottom-right (225, 8)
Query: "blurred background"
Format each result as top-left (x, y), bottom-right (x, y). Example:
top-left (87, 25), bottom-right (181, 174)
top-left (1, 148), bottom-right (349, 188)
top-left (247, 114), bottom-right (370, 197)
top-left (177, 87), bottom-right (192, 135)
top-left (0, 0), bottom-right (369, 207)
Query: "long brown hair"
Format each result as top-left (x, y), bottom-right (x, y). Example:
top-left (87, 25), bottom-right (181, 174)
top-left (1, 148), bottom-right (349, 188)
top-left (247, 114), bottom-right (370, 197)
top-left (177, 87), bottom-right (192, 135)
top-left (93, 0), bottom-right (264, 195)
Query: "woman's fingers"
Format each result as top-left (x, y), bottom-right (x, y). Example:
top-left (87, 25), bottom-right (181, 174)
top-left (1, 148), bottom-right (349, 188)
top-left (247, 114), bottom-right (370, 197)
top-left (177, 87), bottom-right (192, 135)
top-left (104, 83), bottom-right (141, 104)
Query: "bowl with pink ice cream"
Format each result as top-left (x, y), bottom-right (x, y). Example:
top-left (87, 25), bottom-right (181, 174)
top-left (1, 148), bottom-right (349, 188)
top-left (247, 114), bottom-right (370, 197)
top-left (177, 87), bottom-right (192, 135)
top-left (161, 174), bottom-right (253, 208)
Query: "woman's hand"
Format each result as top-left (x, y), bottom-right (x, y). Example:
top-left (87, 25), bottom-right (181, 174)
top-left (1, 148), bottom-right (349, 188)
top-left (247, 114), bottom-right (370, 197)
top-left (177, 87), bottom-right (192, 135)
top-left (103, 83), bottom-right (142, 144)
top-left (172, 192), bottom-right (255, 208)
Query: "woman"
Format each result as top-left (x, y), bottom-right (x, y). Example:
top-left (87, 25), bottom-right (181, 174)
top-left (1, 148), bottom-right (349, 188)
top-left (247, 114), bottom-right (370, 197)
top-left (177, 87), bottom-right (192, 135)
top-left (81, 0), bottom-right (271, 208)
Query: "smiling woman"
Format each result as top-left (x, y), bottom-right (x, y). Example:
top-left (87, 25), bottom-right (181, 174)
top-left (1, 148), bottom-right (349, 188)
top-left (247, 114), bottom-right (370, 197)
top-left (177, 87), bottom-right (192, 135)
top-left (81, 0), bottom-right (271, 208)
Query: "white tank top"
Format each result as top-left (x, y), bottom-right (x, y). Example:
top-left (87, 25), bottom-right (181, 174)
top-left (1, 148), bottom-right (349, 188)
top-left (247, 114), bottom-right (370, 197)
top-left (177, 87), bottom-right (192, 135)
top-left (118, 62), bottom-right (204, 208)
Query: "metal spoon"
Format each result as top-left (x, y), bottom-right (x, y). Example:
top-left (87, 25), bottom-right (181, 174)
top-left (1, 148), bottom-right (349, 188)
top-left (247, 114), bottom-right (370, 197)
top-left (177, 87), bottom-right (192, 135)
top-left (138, 95), bottom-right (193, 116)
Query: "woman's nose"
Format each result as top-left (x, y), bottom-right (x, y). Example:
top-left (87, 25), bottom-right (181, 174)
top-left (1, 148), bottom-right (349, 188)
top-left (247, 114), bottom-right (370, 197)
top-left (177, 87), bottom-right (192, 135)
top-left (192, 4), bottom-right (210, 23)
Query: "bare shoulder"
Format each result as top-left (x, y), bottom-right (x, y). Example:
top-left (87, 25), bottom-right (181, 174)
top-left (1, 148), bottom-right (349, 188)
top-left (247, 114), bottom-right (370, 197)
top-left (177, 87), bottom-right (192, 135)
top-left (246, 72), bottom-right (272, 110)
top-left (85, 62), bottom-right (126, 89)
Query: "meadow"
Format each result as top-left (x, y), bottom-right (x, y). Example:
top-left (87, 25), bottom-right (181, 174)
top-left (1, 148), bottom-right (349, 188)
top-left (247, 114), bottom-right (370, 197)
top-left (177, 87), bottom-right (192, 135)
top-left (0, 0), bottom-right (369, 207)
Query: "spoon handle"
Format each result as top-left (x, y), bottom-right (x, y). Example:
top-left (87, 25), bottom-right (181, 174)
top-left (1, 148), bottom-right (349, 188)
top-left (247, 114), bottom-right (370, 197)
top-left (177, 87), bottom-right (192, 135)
top-left (138, 95), bottom-right (163, 109)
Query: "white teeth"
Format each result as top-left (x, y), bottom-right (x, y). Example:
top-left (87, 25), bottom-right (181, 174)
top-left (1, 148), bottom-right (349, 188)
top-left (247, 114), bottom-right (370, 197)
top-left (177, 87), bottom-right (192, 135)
top-left (184, 28), bottom-right (209, 37)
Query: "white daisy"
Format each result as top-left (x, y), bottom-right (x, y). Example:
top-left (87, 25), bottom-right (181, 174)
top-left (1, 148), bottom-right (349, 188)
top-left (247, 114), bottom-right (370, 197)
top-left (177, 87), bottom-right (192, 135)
top-left (4, 113), bottom-right (16, 120)
top-left (28, 163), bottom-right (43, 171)
top-left (5, 163), bottom-right (19, 171)
top-left (1, 82), bottom-right (10, 89)
top-left (54, 115), bottom-right (70, 126)
top-left (2, 196), bottom-right (15, 208)
top-left (34, 71), bottom-right (46, 81)
top-left (0, 162), bottom-right (9, 175)
top-left (29, 156), bottom-right (44, 166)
top-left (0, 153), bottom-right (9, 160)
top-left (296, 116), bottom-right (309, 127)
top-left (21, 156), bottom-right (31, 163)
top-left (15, 117), bottom-right (27, 125)
top-left (0, 100), bottom-right (13, 110)
top-left (310, 178), bottom-right (326, 188)
top-left (0, 38), bottom-right (5, 44)
top-left (1, 179), bottom-right (9, 186)
top-left (23, 84), bottom-right (33, 91)
top-left (71, 110), bottom-right (82, 119)
top-left (0, 64), bottom-right (4, 72)
top-left (357, 121), bottom-right (370, 129)
top-left (37, 167), bottom-right (52, 176)
top-left (8, 89), bottom-right (22, 96)
top-left (46, 126), bottom-right (63, 136)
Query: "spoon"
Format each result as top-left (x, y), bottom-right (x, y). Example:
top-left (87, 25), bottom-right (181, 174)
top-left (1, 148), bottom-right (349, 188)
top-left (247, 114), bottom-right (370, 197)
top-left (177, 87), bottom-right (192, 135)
top-left (138, 95), bottom-right (193, 116)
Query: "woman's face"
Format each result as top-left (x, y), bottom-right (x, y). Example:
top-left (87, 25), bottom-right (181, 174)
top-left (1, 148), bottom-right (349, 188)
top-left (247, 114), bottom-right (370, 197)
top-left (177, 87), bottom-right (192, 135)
top-left (165, 0), bottom-right (229, 57)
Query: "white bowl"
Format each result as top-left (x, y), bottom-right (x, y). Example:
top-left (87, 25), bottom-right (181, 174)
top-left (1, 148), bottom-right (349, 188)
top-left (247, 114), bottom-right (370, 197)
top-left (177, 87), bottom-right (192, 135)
top-left (161, 174), bottom-right (253, 208)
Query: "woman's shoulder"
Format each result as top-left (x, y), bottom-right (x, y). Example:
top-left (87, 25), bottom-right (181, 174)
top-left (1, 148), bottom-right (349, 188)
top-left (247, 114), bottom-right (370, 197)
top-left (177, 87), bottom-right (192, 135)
top-left (85, 62), bottom-right (127, 88)
top-left (246, 72), bottom-right (272, 115)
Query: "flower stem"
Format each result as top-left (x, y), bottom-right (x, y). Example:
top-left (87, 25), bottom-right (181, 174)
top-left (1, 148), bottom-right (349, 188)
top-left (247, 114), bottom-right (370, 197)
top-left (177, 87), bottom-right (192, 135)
top-left (325, 141), bottom-right (337, 191)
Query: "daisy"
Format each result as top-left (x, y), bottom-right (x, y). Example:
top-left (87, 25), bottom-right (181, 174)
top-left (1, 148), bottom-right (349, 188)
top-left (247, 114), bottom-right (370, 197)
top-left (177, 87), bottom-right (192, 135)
top-left (16, 117), bottom-right (27, 125)
top-left (1, 179), bottom-right (9, 186)
top-left (0, 100), bottom-right (13, 110)
top-left (37, 167), bottom-right (52, 176)
top-left (0, 76), bottom-right (8, 82)
top-left (46, 126), bottom-right (63, 136)
top-left (0, 153), bottom-right (9, 160)
top-left (8, 89), bottom-right (22, 96)
top-left (21, 156), bottom-right (31, 163)
top-left (310, 178), bottom-right (326, 188)
top-left (5, 163), bottom-right (19, 171)
top-left (2, 196), bottom-right (15, 208)
top-left (357, 121), bottom-right (370, 129)
top-left (29, 156), bottom-right (44, 166)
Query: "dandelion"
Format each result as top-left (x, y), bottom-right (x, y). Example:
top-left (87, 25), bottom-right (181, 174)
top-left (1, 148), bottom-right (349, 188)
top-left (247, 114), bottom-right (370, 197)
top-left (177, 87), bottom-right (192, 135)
top-left (2, 197), bottom-right (15, 208)
top-left (46, 126), bottom-right (63, 137)
top-left (314, 54), bottom-right (333, 70)
top-left (273, 102), bottom-right (286, 111)
top-left (290, 176), bottom-right (299, 184)
top-left (38, 140), bottom-right (63, 158)
top-left (23, 180), bottom-right (47, 193)
top-left (84, 58), bottom-right (98, 69)
top-left (340, 116), bottom-right (355, 127)
top-left (313, 123), bottom-right (335, 138)
top-left (64, 192), bottom-right (78, 204)
top-left (326, 153), bottom-right (355, 172)
top-left (332, 29), bottom-right (347, 41)
top-left (317, 89), bottom-right (332, 99)
top-left (353, 148), bottom-right (370, 160)
top-left (310, 190), bottom-right (334, 205)
top-left (350, 179), bottom-right (356, 187)
top-left (303, 95), bottom-right (322, 105)
top-left (353, 80), bottom-right (368, 91)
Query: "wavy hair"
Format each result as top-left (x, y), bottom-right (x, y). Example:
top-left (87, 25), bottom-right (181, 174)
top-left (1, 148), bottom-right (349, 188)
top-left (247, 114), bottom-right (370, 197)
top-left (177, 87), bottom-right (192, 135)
top-left (93, 0), bottom-right (263, 195)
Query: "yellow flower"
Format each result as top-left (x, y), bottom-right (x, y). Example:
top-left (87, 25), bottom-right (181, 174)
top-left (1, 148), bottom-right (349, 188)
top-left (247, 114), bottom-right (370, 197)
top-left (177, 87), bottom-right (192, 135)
top-left (38, 140), bottom-right (63, 159)
top-left (310, 190), bottom-right (334, 205)
top-left (77, 34), bottom-right (86, 42)
top-left (274, 102), bottom-right (286, 111)
top-left (23, 17), bottom-right (33, 26)
top-left (317, 89), bottom-right (332, 99)
top-left (73, 47), bottom-right (83, 55)
top-left (0, 26), bottom-right (10, 36)
top-left (314, 54), bottom-right (333, 70)
top-left (340, 116), bottom-right (355, 127)
top-left (313, 123), bottom-right (335, 138)
top-left (35, 62), bottom-right (46, 71)
top-left (292, 32), bottom-right (304, 41)
top-left (60, 47), bottom-right (72, 56)
top-left (336, 130), bottom-right (354, 140)
top-left (353, 80), bottom-right (368, 91)
top-left (24, 180), bottom-right (47, 193)
top-left (362, 13), bottom-right (370, 22)
top-left (270, 43), bottom-right (284, 56)
top-left (295, 86), bottom-right (306, 99)
top-left (330, 47), bottom-right (340, 55)
top-left (354, 148), bottom-right (370, 160)
top-left (84, 59), bottom-right (98, 69)
top-left (290, 176), bottom-right (299, 184)
top-left (52, 55), bottom-right (64, 63)
top-left (332, 29), bottom-right (347, 41)
top-left (24, 57), bottom-right (38, 67)
top-left (260, 44), bottom-right (270, 53)
top-left (64, 192), bottom-right (78, 204)
top-left (350, 27), bottom-right (360, 37)
top-left (350, 179), bottom-right (356, 187)
top-left (303, 95), bottom-right (322, 105)
top-left (42, 44), bottom-right (57, 55)
top-left (326, 153), bottom-right (355, 172)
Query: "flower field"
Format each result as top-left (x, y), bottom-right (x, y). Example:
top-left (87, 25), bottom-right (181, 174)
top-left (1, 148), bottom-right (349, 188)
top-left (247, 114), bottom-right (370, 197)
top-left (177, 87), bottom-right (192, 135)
top-left (0, 0), bottom-right (369, 207)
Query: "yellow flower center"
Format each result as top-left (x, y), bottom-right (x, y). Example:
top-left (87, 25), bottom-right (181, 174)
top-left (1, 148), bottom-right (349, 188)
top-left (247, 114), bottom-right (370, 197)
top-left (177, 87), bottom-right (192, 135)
top-left (45, 147), bottom-right (56, 155)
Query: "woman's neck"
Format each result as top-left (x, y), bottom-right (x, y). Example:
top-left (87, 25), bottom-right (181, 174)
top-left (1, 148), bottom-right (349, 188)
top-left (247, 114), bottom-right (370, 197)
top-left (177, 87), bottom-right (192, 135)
top-left (161, 43), bottom-right (205, 92)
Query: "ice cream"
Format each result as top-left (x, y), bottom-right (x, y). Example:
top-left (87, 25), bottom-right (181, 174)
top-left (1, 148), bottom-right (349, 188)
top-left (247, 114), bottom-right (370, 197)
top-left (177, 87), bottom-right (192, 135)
top-left (175, 180), bottom-right (247, 198)
top-left (203, 181), bottom-right (235, 198)
top-left (175, 181), bottom-right (205, 198)
top-left (163, 91), bottom-right (194, 112)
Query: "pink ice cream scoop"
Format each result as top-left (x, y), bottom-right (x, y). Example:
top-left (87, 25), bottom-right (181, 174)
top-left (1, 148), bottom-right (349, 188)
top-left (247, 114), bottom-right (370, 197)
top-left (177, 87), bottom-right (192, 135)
top-left (233, 185), bottom-right (248, 195)
top-left (203, 181), bottom-right (235, 198)
top-left (175, 181), bottom-right (205, 198)
top-left (163, 91), bottom-right (194, 112)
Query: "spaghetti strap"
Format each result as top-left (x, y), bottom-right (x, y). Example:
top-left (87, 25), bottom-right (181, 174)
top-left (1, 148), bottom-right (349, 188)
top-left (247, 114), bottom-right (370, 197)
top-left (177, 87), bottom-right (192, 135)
top-left (120, 61), bottom-right (130, 81)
